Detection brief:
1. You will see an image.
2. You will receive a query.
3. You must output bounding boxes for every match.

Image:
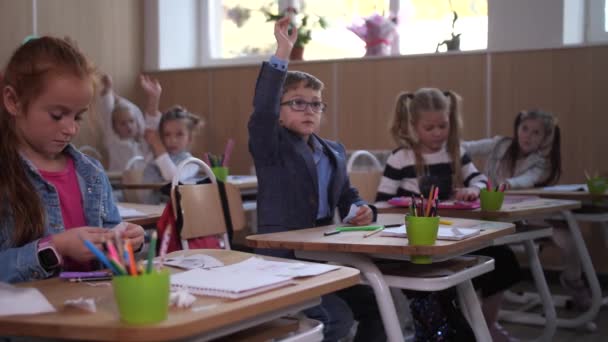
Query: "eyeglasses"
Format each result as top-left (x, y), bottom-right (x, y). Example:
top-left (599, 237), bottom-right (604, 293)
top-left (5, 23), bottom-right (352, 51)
top-left (280, 99), bottom-right (327, 113)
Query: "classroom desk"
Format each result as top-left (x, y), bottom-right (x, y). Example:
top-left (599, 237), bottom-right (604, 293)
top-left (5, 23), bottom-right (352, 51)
top-left (378, 197), bottom-right (600, 336)
top-left (247, 214), bottom-right (515, 342)
top-left (0, 249), bottom-right (360, 342)
top-left (227, 175), bottom-right (258, 195)
top-left (119, 202), bottom-right (165, 227)
top-left (507, 188), bottom-right (608, 201)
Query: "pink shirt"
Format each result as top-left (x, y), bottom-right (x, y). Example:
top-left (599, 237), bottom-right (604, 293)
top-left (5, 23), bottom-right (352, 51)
top-left (40, 157), bottom-right (91, 271)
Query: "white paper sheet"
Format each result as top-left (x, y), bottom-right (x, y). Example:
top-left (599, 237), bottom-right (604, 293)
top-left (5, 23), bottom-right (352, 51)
top-left (0, 283), bottom-right (56, 316)
top-left (117, 205), bottom-right (146, 218)
top-left (163, 254), bottom-right (224, 269)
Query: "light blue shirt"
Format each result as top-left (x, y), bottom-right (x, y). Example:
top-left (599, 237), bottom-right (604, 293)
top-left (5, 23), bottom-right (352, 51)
top-left (310, 137), bottom-right (332, 219)
top-left (269, 55), bottom-right (288, 71)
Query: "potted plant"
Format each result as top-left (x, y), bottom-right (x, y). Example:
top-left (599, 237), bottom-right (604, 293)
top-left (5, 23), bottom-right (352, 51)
top-left (261, 5), bottom-right (327, 60)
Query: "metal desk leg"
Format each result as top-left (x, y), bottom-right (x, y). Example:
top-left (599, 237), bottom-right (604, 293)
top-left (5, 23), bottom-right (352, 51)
top-left (499, 240), bottom-right (557, 342)
top-left (560, 210), bottom-right (601, 328)
top-left (456, 279), bottom-right (492, 342)
top-left (296, 251), bottom-right (405, 342)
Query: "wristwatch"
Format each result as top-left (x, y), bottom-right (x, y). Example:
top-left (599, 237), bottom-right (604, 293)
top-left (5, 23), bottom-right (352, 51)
top-left (37, 238), bottom-right (62, 273)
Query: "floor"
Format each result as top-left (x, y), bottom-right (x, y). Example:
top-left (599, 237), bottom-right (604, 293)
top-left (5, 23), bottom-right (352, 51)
top-left (502, 272), bottom-right (607, 341)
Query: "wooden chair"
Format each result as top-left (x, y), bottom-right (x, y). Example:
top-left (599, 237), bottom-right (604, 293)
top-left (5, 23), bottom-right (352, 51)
top-left (346, 150), bottom-right (383, 203)
top-left (121, 156), bottom-right (147, 203)
top-left (171, 157), bottom-right (246, 250)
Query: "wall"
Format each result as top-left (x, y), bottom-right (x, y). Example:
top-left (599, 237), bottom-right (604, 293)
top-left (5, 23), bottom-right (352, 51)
top-left (0, 0), bottom-right (143, 165)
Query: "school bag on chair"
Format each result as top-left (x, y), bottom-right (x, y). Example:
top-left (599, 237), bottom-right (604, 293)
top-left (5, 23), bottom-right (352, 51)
top-left (156, 157), bottom-right (228, 253)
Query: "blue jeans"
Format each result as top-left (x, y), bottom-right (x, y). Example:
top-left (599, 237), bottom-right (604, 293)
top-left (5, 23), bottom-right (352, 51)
top-left (304, 285), bottom-right (387, 342)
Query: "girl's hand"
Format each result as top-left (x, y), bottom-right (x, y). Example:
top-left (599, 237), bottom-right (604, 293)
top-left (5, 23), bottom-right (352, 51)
top-left (51, 227), bottom-right (109, 263)
top-left (350, 205), bottom-right (373, 226)
top-left (140, 74), bottom-right (162, 100)
top-left (144, 129), bottom-right (166, 156)
top-left (100, 73), bottom-right (113, 96)
top-left (274, 15), bottom-right (297, 60)
top-left (454, 187), bottom-right (481, 201)
top-left (114, 223), bottom-right (145, 251)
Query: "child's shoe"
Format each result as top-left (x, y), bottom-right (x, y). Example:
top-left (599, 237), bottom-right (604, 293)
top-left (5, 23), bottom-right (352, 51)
top-left (560, 273), bottom-right (592, 311)
top-left (490, 322), bottom-right (520, 342)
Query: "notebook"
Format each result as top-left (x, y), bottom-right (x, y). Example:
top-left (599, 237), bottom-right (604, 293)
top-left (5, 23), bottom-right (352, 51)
top-left (380, 225), bottom-right (481, 241)
top-left (170, 268), bottom-right (293, 299)
top-left (387, 197), bottom-right (481, 210)
top-left (542, 184), bottom-right (587, 192)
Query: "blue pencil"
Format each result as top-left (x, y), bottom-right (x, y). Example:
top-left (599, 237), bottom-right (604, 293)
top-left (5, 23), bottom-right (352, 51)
top-left (81, 237), bottom-right (121, 275)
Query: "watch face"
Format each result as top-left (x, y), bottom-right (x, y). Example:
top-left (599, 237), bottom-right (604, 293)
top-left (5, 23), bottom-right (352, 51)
top-left (39, 248), bottom-right (60, 270)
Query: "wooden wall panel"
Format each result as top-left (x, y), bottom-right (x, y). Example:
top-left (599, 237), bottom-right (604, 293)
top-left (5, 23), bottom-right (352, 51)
top-left (0, 0), bottom-right (33, 67)
top-left (338, 53), bottom-right (486, 151)
top-left (491, 47), bottom-right (607, 184)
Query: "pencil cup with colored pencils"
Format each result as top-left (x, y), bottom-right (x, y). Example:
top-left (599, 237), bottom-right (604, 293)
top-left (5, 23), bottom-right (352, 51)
top-left (587, 177), bottom-right (607, 195)
top-left (480, 189), bottom-right (504, 211)
top-left (405, 215), bottom-right (440, 264)
top-left (211, 166), bottom-right (229, 182)
top-left (112, 270), bottom-right (170, 324)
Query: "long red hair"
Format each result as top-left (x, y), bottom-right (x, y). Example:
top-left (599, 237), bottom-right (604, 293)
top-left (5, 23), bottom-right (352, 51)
top-left (0, 37), bottom-right (97, 246)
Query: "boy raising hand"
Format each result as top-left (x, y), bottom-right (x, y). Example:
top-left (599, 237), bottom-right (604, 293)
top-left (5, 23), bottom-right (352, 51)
top-left (248, 16), bottom-right (384, 342)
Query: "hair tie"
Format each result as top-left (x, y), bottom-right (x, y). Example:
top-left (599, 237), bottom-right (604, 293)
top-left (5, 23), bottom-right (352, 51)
top-left (443, 91), bottom-right (450, 97)
top-left (406, 93), bottom-right (414, 99)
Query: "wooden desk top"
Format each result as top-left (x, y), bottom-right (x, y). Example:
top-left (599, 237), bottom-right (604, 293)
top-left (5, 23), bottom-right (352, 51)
top-left (0, 249), bottom-right (359, 342)
top-left (247, 214), bottom-right (514, 257)
top-left (119, 202), bottom-right (165, 226)
top-left (507, 188), bottom-right (608, 201)
top-left (227, 175), bottom-right (258, 191)
top-left (377, 197), bottom-right (581, 220)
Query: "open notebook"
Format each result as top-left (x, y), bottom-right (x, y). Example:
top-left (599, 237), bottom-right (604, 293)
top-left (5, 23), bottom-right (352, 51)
top-left (380, 225), bottom-right (481, 241)
top-left (170, 257), bottom-right (340, 299)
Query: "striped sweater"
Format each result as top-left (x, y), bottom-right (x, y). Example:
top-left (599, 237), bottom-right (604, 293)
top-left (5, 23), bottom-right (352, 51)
top-left (376, 146), bottom-right (487, 201)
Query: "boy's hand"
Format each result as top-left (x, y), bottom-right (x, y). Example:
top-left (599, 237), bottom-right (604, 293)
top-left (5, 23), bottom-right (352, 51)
top-left (140, 74), bottom-right (162, 100)
top-left (350, 205), bottom-right (373, 226)
top-left (100, 73), bottom-right (113, 96)
top-left (274, 15), bottom-right (297, 60)
top-left (454, 187), bottom-right (481, 201)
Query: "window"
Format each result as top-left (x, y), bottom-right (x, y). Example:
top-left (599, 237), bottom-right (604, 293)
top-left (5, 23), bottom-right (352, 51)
top-left (146, 0), bottom-right (488, 70)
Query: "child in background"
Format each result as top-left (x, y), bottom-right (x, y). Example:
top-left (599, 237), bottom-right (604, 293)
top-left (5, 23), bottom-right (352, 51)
top-left (248, 17), bottom-right (385, 342)
top-left (0, 37), bottom-right (144, 283)
top-left (142, 106), bottom-right (202, 185)
top-left (462, 110), bottom-right (561, 189)
top-left (463, 110), bottom-right (590, 310)
top-left (376, 89), bottom-right (521, 341)
top-left (96, 73), bottom-right (147, 172)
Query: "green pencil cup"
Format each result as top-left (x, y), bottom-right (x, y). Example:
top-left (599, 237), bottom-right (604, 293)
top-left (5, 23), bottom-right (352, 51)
top-left (406, 215), bottom-right (440, 264)
top-left (112, 271), bottom-right (170, 325)
top-left (480, 189), bottom-right (505, 211)
top-left (587, 177), bottom-right (607, 195)
top-left (212, 166), bottom-right (229, 182)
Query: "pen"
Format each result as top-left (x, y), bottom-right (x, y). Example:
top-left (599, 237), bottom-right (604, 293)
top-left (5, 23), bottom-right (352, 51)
top-left (146, 231), bottom-right (157, 274)
top-left (69, 276), bottom-right (113, 282)
top-left (363, 227), bottom-right (384, 238)
top-left (439, 220), bottom-right (453, 225)
top-left (324, 230), bottom-right (341, 236)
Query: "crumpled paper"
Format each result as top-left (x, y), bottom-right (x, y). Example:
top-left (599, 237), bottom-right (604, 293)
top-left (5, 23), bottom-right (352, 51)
top-left (64, 297), bottom-right (96, 313)
top-left (170, 289), bottom-right (196, 308)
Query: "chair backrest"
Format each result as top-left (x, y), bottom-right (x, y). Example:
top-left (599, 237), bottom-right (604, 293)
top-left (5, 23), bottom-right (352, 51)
top-left (79, 145), bottom-right (103, 161)
top-left (121, 156), bottom-right (146, 203)
top-left (347, 150), bottom-right (384, 203)
top-left (171, 157), bottom-right (246, 250)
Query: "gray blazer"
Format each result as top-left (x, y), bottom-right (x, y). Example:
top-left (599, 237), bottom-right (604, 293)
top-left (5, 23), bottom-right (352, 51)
top-left (248, 63), bottom-right (375, 257)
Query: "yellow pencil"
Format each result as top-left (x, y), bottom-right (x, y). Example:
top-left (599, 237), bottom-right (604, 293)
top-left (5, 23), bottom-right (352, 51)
top-left (363, 226), bottom-right (384, 238)
top-left (439, 220), bottom-right (453, 225)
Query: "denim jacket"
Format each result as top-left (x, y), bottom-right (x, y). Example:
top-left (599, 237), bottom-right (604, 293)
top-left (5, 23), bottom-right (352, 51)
top-left (0, 144), bottom-right (120, 283)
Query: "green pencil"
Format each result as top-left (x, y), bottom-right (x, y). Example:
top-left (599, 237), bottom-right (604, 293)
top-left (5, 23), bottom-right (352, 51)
top-left (336, 225), bottom-right (384, 232)
top-left (146, 231), bottom-right (157, 274)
